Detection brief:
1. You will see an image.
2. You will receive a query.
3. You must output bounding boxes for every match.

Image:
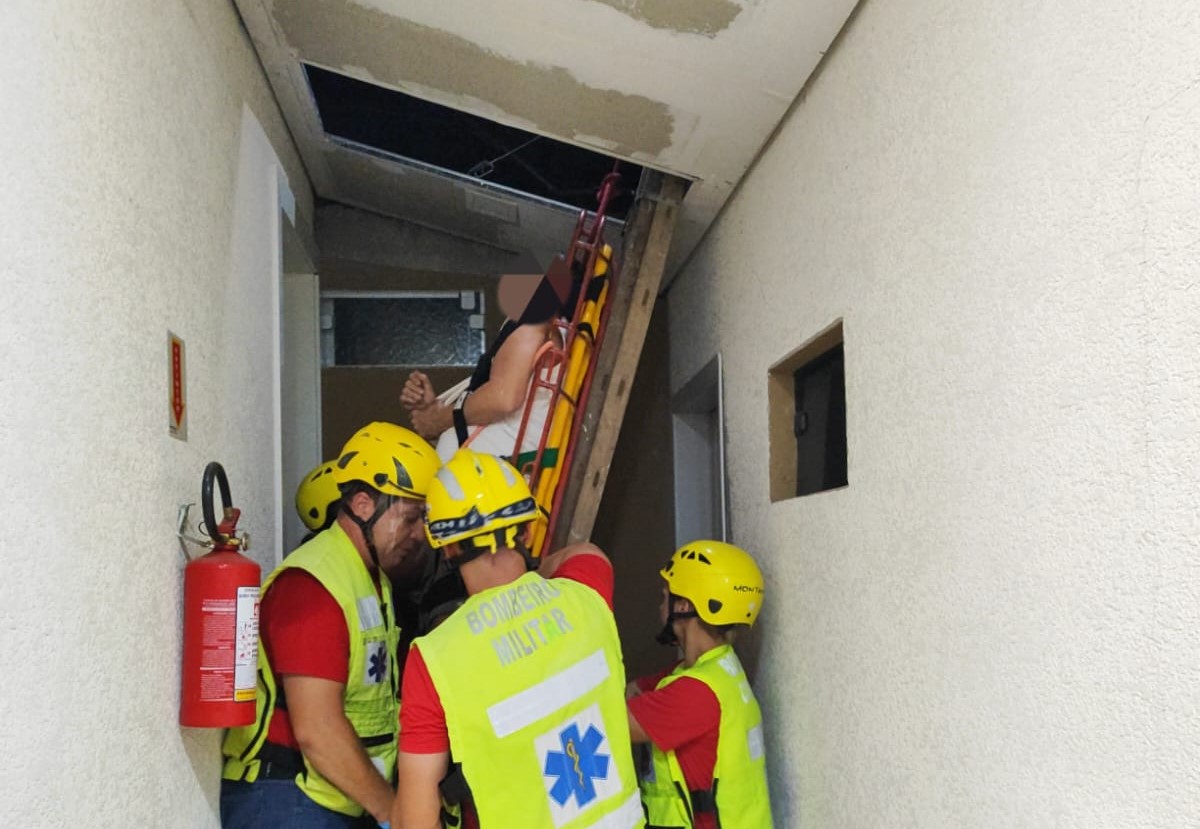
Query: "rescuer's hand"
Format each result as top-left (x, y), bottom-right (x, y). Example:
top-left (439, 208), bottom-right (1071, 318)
top-left (285, 675), bottom-right (396, 822)
top-left (401, 371), bottom-right (436, 410)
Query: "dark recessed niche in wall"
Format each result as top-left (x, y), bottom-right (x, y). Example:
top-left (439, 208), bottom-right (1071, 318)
top-left (768, 321), bottom-right (848, 501)
top-left (304, 64), bottom-right (643, 218)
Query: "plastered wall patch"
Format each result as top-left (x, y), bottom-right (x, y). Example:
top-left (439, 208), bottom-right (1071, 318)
top-left (585, 0), bottom-right (742, 37)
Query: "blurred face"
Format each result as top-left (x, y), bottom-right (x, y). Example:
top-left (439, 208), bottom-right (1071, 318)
top-left (498, 274), bottom-right (542, 321)
top-left (370, 496), bottom-right (427, 571)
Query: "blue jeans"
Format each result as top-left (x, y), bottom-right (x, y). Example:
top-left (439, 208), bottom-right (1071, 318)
top-left (220, 779), bottom-right (379, 829)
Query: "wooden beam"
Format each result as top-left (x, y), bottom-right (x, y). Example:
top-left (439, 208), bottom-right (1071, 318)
top-left (552, 170), bottom-right (689, 547)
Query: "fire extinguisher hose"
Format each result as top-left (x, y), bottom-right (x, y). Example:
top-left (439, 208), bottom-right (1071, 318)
top-left (202, 461), bottom-right (234, 545)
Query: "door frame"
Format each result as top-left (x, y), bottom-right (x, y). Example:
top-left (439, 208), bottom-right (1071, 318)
top-left (670, 353), bottom-right (729, 544)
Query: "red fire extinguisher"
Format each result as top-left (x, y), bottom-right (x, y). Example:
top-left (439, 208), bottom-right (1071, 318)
top-left (179, 462), bottom-right (262, 727)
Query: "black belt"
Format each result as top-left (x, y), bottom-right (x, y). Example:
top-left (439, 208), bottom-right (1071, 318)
top-left (690, 788), bottom-right (716, 814)
top-left (255, 734), bottom-right (391, 781)
top-left (257, 741), bottom-right (305, 780)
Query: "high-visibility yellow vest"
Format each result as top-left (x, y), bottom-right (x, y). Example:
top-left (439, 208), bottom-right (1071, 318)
top-left (221, 523), bottom-right (400, 816)
top-left (639, 645), bottom-right (772, 828)
top-left (417, 571), bottom-right (644, 829)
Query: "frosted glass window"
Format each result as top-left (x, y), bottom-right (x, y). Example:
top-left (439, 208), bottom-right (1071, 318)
top-left (320, 293), bottom-right (485, 367)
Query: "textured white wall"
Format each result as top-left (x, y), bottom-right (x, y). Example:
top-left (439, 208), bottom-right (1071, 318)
top-left (0, 1), bottom-right (313, 827)
top-left (668, 1), bottom-right (1200, 826)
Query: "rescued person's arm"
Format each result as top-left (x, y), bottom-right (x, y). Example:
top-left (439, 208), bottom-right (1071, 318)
top-left (409, 323), bottom-right (548, 437)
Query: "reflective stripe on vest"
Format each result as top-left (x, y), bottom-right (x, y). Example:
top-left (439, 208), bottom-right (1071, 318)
top-left (220, 523), bottom-right (400, 817)
top-left (640, 645), bottom-right (772, 829)
top-left (418, 571), bottom-right (643, 829)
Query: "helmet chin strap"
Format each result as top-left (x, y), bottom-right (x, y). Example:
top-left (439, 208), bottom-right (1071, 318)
top-left (448, 524), bottom-right (536, 572)
top-left (344, 492), bottom-right (395, 569)
top-left (655, 593), bottom-right (697, 646)
top-left (512, 531), bottom-right (539, 572)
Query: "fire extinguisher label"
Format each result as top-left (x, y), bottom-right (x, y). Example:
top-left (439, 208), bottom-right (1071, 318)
top-left (234, 585), bottom-right (260, 702)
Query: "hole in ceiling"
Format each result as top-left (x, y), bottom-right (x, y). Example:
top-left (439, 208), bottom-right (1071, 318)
top-left (305, 64), bottom-right (643, 219)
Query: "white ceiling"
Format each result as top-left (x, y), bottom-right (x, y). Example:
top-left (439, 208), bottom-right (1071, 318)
top-left (235, 0), bottom-right (859, 270)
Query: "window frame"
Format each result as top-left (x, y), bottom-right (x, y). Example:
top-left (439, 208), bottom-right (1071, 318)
top-left (767, 320), bottom-right (847, 502)
top-left (319, 290), bottom-right (486, 368)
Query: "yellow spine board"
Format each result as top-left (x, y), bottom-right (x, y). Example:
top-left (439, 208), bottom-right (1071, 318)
top-left (530, 245), bottom-right (612, 555)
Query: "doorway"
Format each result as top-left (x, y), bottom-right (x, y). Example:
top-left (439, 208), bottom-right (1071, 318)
top-left (280, 210), bottom-right (321, 554)
top-left (671, 354), bottom-right (728, 545)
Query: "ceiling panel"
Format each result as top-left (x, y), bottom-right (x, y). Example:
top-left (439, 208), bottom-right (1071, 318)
top-left (234, 0), bottom-right (859, 270)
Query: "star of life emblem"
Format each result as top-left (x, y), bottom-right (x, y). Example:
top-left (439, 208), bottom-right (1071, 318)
top-left (536, 704), bottom-right (622, 826)
top-left (364, 641), bottom-right (388, 685)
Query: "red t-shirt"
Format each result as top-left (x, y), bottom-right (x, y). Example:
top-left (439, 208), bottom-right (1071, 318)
top-left (628, 665), bottom-right (721, 829)
top-left (260, 568), bottom-right (381, 748)
top-left (398, 553), bottom-right (615, 754)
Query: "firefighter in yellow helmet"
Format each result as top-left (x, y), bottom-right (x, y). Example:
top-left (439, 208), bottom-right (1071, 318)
top-left (626, 541), bottom-right (773, 828)
top-left (390, 449), bottom-right (645, 829)
top-left (222, 422), bottom-right (439, 829)
top-left (294, 460), bottom-right (340, 542)
top-left (298, 458), bottom-right (468, 640)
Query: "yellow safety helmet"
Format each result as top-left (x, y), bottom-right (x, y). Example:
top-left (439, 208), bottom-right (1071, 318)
top-left (425, 449), bottom-right (538, 554)
top-left (295, 460), bottom-right (341, 531)
top-left (661, 540), bottom-right (765, 627)
top-left (333, 421), bottom-right (439, 500)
